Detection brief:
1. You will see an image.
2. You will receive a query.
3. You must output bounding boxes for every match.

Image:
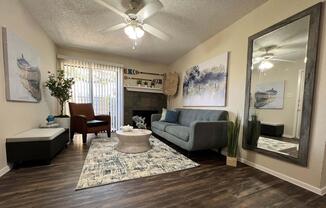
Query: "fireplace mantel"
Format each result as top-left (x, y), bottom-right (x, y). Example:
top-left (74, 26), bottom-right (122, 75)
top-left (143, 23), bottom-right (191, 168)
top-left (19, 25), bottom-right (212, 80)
top-left (125, 86), bottom-right (163, 94)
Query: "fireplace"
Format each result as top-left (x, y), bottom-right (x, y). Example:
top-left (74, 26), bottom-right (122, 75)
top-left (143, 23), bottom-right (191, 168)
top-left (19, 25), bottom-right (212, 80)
top-left (124, 88), bottom-right (167, 128)
top-left (132, 110), bottom-right (159, 129)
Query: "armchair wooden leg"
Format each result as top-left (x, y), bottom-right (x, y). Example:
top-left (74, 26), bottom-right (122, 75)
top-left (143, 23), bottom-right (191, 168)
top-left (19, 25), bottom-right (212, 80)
top-left (82, 133), bottom-right (87, 143)
top-left (107, 131), bottom-right (111, 138)
top-left (70, 131), bottom-right (75, 142)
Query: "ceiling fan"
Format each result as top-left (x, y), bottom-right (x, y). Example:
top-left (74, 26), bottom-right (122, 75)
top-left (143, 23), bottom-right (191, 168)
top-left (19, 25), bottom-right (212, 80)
top-left (253, 45), bottom-right (296, 71)
top-left (94, 0), bottom-right (169, 43)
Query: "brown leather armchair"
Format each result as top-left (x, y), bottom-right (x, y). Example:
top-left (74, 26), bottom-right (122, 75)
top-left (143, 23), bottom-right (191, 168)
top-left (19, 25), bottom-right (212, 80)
top-left (69, 103), bottom-right (111, 143)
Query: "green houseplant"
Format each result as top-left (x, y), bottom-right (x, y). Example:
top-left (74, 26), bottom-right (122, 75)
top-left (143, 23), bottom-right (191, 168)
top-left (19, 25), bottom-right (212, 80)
top-left (45, 70), bottom-right (74, 127)
top-left (227, 115), bottom-right (241, 167)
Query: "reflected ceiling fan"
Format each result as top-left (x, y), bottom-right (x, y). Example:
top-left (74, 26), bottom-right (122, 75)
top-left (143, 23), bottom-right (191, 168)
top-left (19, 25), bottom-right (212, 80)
top-left (253, 45), bottom-right (296, 71)
top-left (94, 0), bottom-right (169, 45)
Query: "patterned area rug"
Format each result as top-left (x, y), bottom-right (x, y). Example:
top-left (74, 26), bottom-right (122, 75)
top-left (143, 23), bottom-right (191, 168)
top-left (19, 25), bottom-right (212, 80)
top-left (76, 136), bottom-right (199, 190)
top-left (258, 137), bottom-right (298, 155)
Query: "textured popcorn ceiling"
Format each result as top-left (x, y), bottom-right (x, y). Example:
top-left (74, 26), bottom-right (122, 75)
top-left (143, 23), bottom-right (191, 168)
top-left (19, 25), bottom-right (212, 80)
top-left (21, 0), bottom-right (267, 64)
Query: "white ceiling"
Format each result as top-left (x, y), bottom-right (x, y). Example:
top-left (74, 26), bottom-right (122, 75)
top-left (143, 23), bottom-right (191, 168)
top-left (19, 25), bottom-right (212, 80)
top-left (21, 0), bottom-right (267, 64)
top-left (253, 15), bottom-right (310, 62)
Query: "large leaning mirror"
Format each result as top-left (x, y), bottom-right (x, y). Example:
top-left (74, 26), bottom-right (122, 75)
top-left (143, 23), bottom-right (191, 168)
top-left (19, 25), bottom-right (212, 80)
top-left (243, 3), bottom-right (322, 166)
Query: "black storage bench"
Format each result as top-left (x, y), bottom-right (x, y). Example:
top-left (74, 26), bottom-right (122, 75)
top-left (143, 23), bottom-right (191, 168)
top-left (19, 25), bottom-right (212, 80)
top-left (261, 122), bottom-right (284, 137)
top-left (6, 128), bottom-right (69, 166)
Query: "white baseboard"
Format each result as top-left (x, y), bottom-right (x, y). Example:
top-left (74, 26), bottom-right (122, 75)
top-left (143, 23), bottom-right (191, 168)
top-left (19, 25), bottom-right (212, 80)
top-left (321, 185), bottom-right (326, 195)
top-left (0, 164), bottom-right (11, 177)
top-left (282, 134), bottom-right (295, 138)
top-left (239, 157), bottom-right (326, 196)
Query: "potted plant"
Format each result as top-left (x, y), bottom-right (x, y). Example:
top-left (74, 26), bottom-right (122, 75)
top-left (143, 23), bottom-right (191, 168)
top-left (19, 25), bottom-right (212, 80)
top-left (45, 70), bottom-right (74, 128)
top-left (143, 81), bottom-right (148, 87)
top-left (226, 115), bottom-right (241, 167)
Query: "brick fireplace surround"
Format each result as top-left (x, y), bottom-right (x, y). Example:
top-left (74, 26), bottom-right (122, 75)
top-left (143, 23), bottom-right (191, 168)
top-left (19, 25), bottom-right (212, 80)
top-left (124, 89), bottom-right (167, 129)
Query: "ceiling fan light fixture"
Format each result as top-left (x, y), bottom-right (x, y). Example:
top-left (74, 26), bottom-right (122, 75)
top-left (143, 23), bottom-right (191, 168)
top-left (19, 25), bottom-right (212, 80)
top-left (124, 25), bottom-right (144, 40)
top-left (135, 27), bottom-right (144, 38)
top-left (258, 60), bottom-right (274, 71)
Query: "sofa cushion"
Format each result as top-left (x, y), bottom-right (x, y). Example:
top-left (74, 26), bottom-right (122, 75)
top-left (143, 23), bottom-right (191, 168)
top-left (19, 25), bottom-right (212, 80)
top-left (164, 110), bottom-right (179, 123)
top-left (152, 121), bottom-right (178, 131)
top-left (177, 109), bottom-right (228, 126)
top-left (165, 125), bottom-right (190, 142)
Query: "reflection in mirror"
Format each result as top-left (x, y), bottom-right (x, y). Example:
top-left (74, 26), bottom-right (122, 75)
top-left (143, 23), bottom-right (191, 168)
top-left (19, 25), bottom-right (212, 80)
top-left (247, 16), bottom-right (310, 158)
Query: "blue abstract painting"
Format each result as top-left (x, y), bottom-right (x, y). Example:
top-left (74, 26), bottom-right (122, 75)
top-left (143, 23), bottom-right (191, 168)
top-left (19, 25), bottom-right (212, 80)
top-left (183, 52), bottom-right (228, 106)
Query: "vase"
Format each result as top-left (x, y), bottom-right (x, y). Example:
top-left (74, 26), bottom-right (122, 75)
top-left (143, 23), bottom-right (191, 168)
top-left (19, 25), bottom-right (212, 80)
top-left (55, 117), bottom-right (70, 129)
top-left (250, 115), bottom-right (261, 146)
top-left (226, 156), bottom-right (237, 167)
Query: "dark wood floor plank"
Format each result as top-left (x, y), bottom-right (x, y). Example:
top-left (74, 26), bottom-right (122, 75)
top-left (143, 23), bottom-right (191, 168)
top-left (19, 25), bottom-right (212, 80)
top-left (0, 134), bottom-right (325, 208)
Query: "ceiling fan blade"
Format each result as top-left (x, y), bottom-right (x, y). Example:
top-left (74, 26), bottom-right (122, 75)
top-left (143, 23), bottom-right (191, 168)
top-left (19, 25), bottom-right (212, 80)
top-left (270, 58), bottom-right (296, 63)
top-left (99, 23), bottom-right (127, 33)
top-left (252, 60), bottom-right (261, 65)
top-left (252, 57), bottom-right (263, 64)
top-left (94, 0), bottom-right (128, 19)
top-left (143, 24), bottom-right (169, 41)
top-left (137, 0), bottom-right (163, 21)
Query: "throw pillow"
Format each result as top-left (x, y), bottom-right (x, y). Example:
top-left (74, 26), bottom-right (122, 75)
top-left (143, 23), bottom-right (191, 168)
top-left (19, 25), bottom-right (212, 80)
top-left (160, 108), bottom-right (167, 121)
top-left (164, 110), bottom-right (179, 123)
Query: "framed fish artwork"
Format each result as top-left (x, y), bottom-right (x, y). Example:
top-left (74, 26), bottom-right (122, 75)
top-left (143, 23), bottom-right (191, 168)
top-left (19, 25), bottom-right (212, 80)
top-left (254, 81), bottom-right (285, 109)
top-left (2, 27), bottom-right (41, 102)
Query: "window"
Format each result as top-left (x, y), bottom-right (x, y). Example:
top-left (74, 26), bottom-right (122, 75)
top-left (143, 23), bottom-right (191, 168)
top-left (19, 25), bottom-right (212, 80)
top-left (61, 59), bottom-right (123, 131)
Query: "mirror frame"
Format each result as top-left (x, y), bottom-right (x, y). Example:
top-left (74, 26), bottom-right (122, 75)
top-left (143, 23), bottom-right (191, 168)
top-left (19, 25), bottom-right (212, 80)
top-left (242, 3), bottom-right (322, 166)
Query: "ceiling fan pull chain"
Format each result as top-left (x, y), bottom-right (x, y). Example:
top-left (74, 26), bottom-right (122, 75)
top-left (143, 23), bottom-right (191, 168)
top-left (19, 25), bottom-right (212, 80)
top-left (132, 40), bottom-right (137, 50)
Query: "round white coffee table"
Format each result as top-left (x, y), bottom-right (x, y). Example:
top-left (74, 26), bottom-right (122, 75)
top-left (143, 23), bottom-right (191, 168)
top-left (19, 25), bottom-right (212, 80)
top-left (116, 129), bottom-right (152, 153)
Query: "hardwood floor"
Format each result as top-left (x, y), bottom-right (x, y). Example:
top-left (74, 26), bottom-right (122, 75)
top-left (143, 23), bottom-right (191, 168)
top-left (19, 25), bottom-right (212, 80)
top-left (0, 134), bottom-right (325, 208)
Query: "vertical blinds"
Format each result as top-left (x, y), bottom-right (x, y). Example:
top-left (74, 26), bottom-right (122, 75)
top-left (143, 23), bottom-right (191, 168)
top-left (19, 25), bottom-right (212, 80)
top-left (62, 59), bottom-right (123, 131)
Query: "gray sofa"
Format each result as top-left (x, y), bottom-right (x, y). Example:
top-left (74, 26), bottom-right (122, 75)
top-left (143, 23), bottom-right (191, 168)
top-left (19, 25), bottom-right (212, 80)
top-left (151, 108), bottom-right (229, 151)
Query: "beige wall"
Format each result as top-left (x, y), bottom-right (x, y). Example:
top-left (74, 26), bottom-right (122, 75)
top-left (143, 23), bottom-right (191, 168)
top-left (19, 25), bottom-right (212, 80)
top-left (168, 0), bottom-right (326, 188)
top-left (57, 47), bottom-right (169, 92)
top-left (0, 0), bottom-right (57, 171)
top-left (251, 61), bottom-right (302, 137)
top-left (57, 47), bottom-right (168, 74)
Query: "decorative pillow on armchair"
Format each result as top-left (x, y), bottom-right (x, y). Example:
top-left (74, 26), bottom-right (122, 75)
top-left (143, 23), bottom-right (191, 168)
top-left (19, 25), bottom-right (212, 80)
top-left (164, 110), bottom-right (179, 123)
